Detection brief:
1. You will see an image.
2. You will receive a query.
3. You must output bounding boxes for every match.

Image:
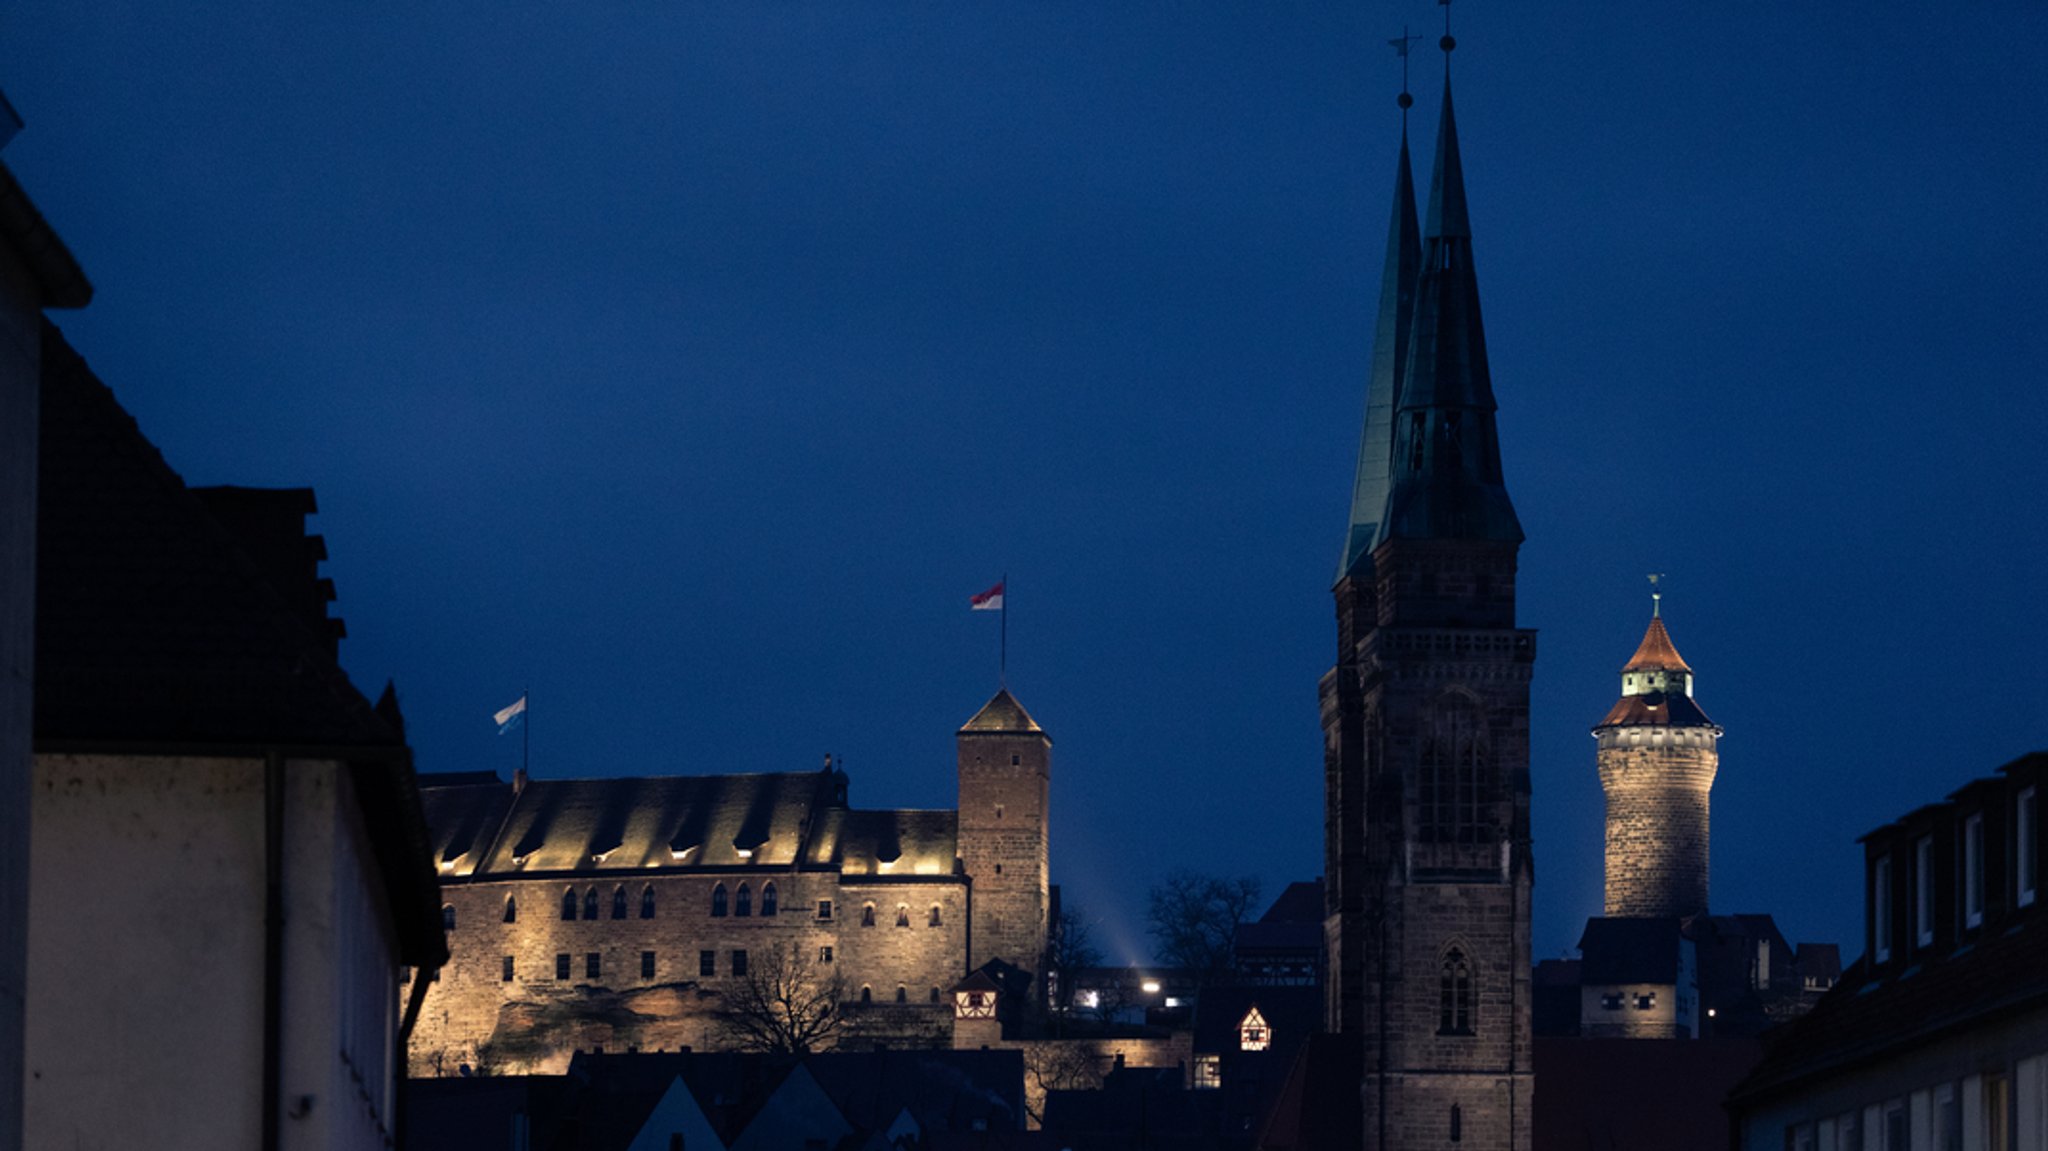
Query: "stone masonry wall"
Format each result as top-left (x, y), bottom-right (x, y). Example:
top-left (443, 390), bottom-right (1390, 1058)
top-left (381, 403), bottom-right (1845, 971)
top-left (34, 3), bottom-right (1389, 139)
top-left (958, 731), bottom-right (1050, 982)
top-left (1597, 731), bottom-right (1716, 919)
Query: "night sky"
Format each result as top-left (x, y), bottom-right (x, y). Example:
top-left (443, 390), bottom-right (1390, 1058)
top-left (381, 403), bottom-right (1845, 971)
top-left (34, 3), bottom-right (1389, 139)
top-left (7, 2), bottom-right (2044, 967)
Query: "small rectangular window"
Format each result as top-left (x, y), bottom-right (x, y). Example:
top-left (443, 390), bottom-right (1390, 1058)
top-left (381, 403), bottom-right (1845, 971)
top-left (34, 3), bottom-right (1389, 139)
top-left (1874, 855), bottom-right (1893, 962)
top-left (1634, 992), bottom-right (1656, 1010)
top-left (1916, 836), bottom-right (1935, 947)
top-left (641, 951), bottom-right (656, 980)
top-left (1600, 993), bottom-right (1622, 1011)
top-left (2019, 787), bottom-right (2037, 908)
top-left (556, 953), bottom-right (571, 981)
top-left (817, 900), bottom-right (833, 920)
top-left (819, 945), bottom-right (834, 963)
top-left (700, 950), bottom-right (715, 977)
top-left (1965, 815), bottom-right (1985, 928)
top-left (732, 950), bottom-right (749, 978)
top-left (586, 952), bottom-right (602, 980)
top-left (502, 956), bottom-right (515, 983)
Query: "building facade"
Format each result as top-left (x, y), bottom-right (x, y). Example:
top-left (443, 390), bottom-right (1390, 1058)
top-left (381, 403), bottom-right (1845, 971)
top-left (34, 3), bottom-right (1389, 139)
top-left (1318, 66), bottom-right (1536, 1150)
top-left (1728, 752), bottom-right (2047, 1150)
top-left (1593, 598), bottom-right (1721, 919)
top-left (410, 689), bottom-right (1053, 1075)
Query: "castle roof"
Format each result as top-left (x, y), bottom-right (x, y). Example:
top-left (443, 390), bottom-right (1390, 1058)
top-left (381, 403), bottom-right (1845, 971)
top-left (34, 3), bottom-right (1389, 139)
top-left (1578, 917), bottom-right (1688, 985)
top-left (1338, 127), bottom-right (1420, 579)
top-left (1622, 616), bottom-right (1693, 674)
top-left (422, 770), bottom-right (959, 881)
top-left (1596, 692), bottom-right (1717, 729)
top-left (959, 688), bottom-right (1043, 736)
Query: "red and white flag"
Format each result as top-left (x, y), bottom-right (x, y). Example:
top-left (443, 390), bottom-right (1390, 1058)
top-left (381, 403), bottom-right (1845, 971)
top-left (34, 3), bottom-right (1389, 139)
top-left (969, 581), bottom-right (1005, 611)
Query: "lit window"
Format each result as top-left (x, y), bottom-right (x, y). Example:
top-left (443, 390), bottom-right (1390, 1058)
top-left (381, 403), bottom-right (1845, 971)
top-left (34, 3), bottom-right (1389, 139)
top-left (1965, 814), bottom-right (1985, 928)
top-left (641, 951), bottom-right (656, 979)
top-left (1239, 1006), bottom-right (1271, 1051)
top-left (1193, 1055), bottom-right (1221, 1090)
top-left (2019, 787), bottom-right (2037, 908)
top-left (1915, 837), bottom-right (1935, 947)
top-left (761, 883), bottom-right (778, 917)
top-left (1873, 855), bottom-right (1892, 962)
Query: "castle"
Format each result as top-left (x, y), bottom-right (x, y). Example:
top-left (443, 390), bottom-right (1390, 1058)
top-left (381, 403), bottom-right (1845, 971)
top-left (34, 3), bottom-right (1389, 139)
top-left (409, 688), bottom-right (1050, 1075)
top-left (1318, 52), bottom-right (1538, 1150)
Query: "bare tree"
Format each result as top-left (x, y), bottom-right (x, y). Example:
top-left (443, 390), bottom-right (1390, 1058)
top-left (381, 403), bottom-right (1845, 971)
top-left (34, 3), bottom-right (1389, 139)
top-left (713, 940), bottom-right (850, 1054)
top-left (1145, 870), bottom-right (1262, 983)
top-left (1047, 904), bottom-right (1104, 1022)
top-left (1022, 1042), bottom-right (1106, 1126)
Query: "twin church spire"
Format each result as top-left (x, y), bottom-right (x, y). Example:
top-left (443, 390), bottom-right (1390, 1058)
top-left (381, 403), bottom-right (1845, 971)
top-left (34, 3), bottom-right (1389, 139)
top-left (1339, 62), bottom-right (1521, 580)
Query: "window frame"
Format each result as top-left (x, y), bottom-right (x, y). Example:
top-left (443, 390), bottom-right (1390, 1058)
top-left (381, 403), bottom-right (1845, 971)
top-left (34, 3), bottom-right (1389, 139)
top-left (2019, 786), bottom-right (2037, 908)
top-left (1915, 836), bottom-right (1935, 948)
top-left (1964, 814), bottom-right (1985, 929)
top-left (1873, 854), bottom-right (1893, 963)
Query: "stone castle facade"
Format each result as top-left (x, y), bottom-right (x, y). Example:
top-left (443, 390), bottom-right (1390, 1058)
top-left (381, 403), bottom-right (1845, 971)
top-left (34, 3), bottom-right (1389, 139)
top-left (1319, 72), bottom-right (1536, 1150)
top-left (1594, 602), bottom-right (1721, 919)
top-left (409, 689), bottom-right (1049, 1075)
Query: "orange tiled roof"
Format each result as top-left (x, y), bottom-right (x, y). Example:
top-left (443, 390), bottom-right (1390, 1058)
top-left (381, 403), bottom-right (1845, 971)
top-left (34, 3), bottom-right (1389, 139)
top-left (1622, 617), bottom-right (1692, 674)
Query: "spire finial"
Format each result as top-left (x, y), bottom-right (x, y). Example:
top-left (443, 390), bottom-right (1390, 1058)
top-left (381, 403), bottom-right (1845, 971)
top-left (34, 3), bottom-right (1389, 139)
top-left (1439, 0), bottom-right (1456, 66)
top-left (1647, 573), bottom-right (1666, 618)
top-left (1389, 27), bottom-right (1422, 123)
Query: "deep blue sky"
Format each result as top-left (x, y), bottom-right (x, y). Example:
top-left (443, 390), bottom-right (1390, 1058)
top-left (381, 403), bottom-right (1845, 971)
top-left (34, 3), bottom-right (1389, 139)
top-left (7, 2), bottom-right (2045, 967)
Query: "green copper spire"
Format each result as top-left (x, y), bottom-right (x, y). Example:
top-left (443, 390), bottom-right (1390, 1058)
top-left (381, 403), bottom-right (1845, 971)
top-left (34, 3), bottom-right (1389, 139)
top-left (1377, 79), bottom-right (1523, 546)
top-left (1339, 128), bottom-right (1421, 579)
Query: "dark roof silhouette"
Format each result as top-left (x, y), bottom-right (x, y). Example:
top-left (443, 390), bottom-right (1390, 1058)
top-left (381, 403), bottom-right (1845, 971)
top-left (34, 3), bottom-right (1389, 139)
top-left (1578, 918), bottom-right (1687, 985)
top-left (1535, 1037), bottom-right (1762, 1151)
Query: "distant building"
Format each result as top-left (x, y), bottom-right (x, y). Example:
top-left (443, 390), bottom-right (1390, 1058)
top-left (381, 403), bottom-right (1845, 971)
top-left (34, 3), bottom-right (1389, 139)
top-left (1318, 61), bottom-right (1537, 1149)
top-left (1233, 880), bottom-right (1324, 988)
top-left (1575, 918), bottom-right (1697, 1040)
top-left (26, 325), bottom-right (445, 1149)
top-left (410, 690), bottom-right (1054, 1074)
top-left (0, 144), bottom-right (91, 1151)
top-left (1728, 752), bottom-right (2048, 1150)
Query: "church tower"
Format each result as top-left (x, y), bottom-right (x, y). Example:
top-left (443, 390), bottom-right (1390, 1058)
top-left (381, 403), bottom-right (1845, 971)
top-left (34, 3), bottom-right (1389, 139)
top-left (1319, 46), bottom-right (1535, 1150)
top-left (1594, 590), bottom-right (1721, 919)
top-left (956, 689), bottom-right (1051, 994)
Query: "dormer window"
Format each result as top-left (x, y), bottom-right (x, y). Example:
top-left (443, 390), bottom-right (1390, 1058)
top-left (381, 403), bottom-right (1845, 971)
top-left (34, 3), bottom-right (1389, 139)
top-left (1238, 1006), bottom-right (1271, 1051)
top-left (1964, 814), bottom-right (1985, 928)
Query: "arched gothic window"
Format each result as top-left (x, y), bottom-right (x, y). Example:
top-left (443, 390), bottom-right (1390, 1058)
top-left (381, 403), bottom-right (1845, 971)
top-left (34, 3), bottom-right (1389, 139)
top-left (711, 884), bottom-right (728, 917)
top-left (611, 886), bottom-right (628, 919)
top-left (561, 888), bottom-right (578, 921)
top-left (860, 985), bottom-right (873, 1004)
top-left (895, 986), bottom-right (908, 1004)
top-left (503, 895), bottom-right (517, 923)
top-left (640, 886), bottom-right (656, 919)
top-left (735, 884), bottom-right (752, 917)
top-left (583, 888), bottom-right (600, 920)
top-left (1419, 695), bottom-right (1491, 845)
top-left (928, 905), bottom-right (943, 927)
top-left (895, 905), bottom-right (910, 928)
top-left (1439, 947), bottom-right (1474, 1036)
top-left (1450, 1104), bottom-right (1463, 1143)
top-left (861, 903), bottom-right (876, 927)
top-left (761, 882), bottom-right (778, 917)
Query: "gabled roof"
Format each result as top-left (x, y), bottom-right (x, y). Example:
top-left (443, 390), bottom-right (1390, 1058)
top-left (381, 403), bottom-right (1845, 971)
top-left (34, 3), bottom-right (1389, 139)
top-left (34, 323), bottom-right (394, 748)
top-left (959, 689), bottom-right (1044, 736)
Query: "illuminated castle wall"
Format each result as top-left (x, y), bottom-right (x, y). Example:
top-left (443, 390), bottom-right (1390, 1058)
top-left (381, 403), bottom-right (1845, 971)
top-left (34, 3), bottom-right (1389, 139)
top-left (408, 689), bottom-right (1049, 1075)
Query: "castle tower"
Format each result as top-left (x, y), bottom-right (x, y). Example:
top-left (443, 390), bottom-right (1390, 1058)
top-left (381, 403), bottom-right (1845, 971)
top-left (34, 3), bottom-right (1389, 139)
top-left (1319, 63), bottom-right (1536, 1149)
top-left (1593, 595), bottom-right (1721, 919)
top-left (956, 689), bottom-right (1051, 993)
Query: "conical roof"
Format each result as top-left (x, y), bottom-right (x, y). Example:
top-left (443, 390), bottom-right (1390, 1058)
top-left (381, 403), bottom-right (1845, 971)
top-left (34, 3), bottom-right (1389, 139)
top-left (1339, 130), bottom-right (1421, 579)
top-left (959, 688), bottom-right (1043, 735)
top-left (1622, 617), bottom-right (1693, 674)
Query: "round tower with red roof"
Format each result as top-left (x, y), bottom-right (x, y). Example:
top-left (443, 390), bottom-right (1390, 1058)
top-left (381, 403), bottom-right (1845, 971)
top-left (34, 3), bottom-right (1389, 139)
top-left (1594, 589), bottom-right (1723, 919)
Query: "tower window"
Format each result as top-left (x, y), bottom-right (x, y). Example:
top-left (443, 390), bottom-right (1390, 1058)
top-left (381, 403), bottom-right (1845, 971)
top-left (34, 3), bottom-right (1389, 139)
top-left (736, 884), bottom-right (752, 918)
top-left (817, 899), bottom-right (834, 920)
top-left (586, 952), bottom-right (601, 979)
top-left (641, 951), bottom-right (656, 979)
top-left (861, 903), bottom-right (876, 927)
top-left (641, 886), bottom-right (657, 919)
top-left (699, 950), bottom-right (715, 977)
top-left (819, 946), bottom-right (834, 963)
top-left (1419, 697), bottom-right (1491, 845)
top-left (1450, 1104), bottom-right (1462, 1143)
top-left (504, 895), bottom-right (517, 923)
top-left (1011, 755), bottom-right (1020, 765)
top-left (562, 889), bottom-right (578, 921)
top-left (556, 954), bottom-right (571, 981)
top-left (731, 950), bottom-right (748, 977)
top-left (761, 882), bottom-right (778, 917)
top-left (860, 985), bottom-right (872, 1004)
top-left (895, 985), bottom-right (908, 1004)
top-left (443, 905), bottom-right (456, 932)
top-left (896, 905), bottom-right (911, 928)
top-left (929, 905), bottom-right (943, 927)
top-left (583, 888), bottom-right (600, 920)
top-left (712, 884), bottom-right (729, 917)
top-left (1438, 948), bottom-right (1474, 1036)
top-left (502, 956), bottom-right (514, 983)
top-left (612, 886), bottom-right (628, 919)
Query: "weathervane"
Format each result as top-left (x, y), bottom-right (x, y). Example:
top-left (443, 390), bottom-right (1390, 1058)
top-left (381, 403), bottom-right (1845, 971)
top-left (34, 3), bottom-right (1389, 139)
top-left (1648, 572), bottom-right (1666, 618)
top-left (1388, 26), bottom-right (1423, 119)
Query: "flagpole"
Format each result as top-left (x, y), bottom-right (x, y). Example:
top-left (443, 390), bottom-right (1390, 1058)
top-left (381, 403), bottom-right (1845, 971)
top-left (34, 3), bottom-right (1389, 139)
top-left (1000, 573), bottom-right (1008, 686)
top-left (522, 683), bottom-right (530, 780)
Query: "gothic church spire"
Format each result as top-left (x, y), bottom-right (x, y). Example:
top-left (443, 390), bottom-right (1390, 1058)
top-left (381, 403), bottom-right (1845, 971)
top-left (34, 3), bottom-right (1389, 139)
top-left (1377, 79), bottom-right (1523, 546)
top-left (1338, 127), bottom-right (1421, 579)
